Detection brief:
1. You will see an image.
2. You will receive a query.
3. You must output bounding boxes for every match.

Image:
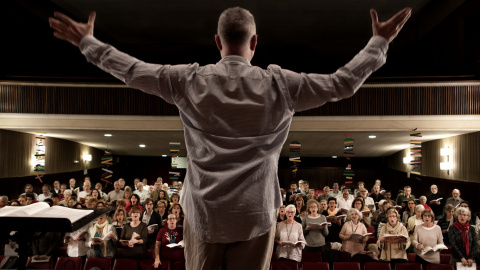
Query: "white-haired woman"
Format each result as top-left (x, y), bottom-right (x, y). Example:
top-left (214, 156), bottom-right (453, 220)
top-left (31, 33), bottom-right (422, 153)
top-left (412, 209), bottom-right (444, 269)
top-left (448, 207), bottom-right (476, 267)
top-left (340, 208), bottom-right (369, 255)
top-left (59, 189), bottom-right (72, 206)
top-left (275, 204), bottom-right (305, 263)
top-left (407, 204), bottom-right (424, 245)
top-left (377, 208), bottom-right (410, 267)
top-left (419, 196), bottom-right (431, 210)
top-left (302, 200), bottom-right (328, 252)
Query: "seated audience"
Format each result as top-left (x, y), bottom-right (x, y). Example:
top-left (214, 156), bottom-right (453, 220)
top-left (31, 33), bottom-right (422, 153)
top-left (120, 206), bottom-right (148, 259)
top-left (154, 214), bottom-right (185, 269)
top-left (275, 204), bottom-right (305, 263)
top-left (412, 209), bottom-right (444, 269)
top-left (87, 213), bottom-right (117, 258)
top-left (378, 208), bottom-right (410, 267)
top-left (448, 207), bottom-right (476, 267)
top-left (143, 198), bottom-right (162, 249)
top-left (302, 199), bottom-right (328, 252)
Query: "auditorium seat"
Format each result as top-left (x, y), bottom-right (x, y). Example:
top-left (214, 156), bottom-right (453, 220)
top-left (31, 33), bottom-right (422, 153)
top-left (407, 253), bottom-right (416, 263)
top-left (333, 262), bottom-right (361, 270)
top-left (26, 256), bottom-right (55, 269)
top-left (139, 258), bottom-right (157, 270)
top-left (302, 262), bottom-right (329, 270)
top-left (364, 262), bottom-right (391, 270)
top-left (440, 254), bottom-right (451, 264)
top-left (339, 251), bottom-right (351, 262)
top-left (426, 264), bottom-right (454, 270)
top-left (112, 258), bottom-right (139, 270)
top-left (301, 251), bottom-right (322, 262)
top-left (148, 249), bottom-right (155, 259)
top-left (395, 263), bottom-right (422, 270)
top-left (54, 257), bottom-right (82, 270)
top-left (271, 260), bottom-right (298, 270)
top-left (57, 247), bottom-right (68, 257)
top-left (83, 257), bottom-right (111, 270)
top-left (440, 246), bottom-right (452, 254)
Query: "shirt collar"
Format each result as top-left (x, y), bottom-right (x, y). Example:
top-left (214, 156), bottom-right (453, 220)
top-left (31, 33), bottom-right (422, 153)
top-left (219, 55), bottom-right (252, 66)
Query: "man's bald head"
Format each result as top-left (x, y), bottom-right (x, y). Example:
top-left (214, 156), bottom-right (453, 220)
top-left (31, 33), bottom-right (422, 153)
top-left (217, 7), bottom-right (256, 47)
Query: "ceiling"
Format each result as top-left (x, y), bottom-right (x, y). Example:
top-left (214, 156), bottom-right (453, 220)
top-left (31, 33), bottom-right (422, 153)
top-left (1, 0), bottom-right (480, 158)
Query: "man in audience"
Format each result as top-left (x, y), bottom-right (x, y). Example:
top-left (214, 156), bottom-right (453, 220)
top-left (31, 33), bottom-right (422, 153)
top-left (369, 184), bottom-right (385, 203)
top-left (95, 182), bottom-right (107, 200)
top-left (317, 186), bottom-right (331, 202)
top-left (353, 181), bottom-right (365, 197)
top-left (133, 178), bottom-right (140, 190)
top-left (51, 193), bottom-right (60, 206)
top-left (360, 188), bottom-right (376, 210)
top-left (68, 178), bottom-right (76, 191)
top-left (59, 190), bottom-right (72, 206)
top-left (118, 178), bottom-right (126, 190)
top-left (142, 178), bottom-right (150, 190)
top-left (445, 188), bottom-right (463, 208)
top-left (330, 182), bottom-right (341, 198)
top-left (134, 182), bottom-right (149, 203)
top-left (177, 181), bottom-right (184, 197)
top-left (337, 186), bottom-right (353, 210)
top-left (49, 6), bottom-right (411, 268)
top-left (38, 184), bottom-right (53, 202)
top-left (77, 180), bottom-right (91, 202)
top-left (25, 193), bottom-right (37, 204)
top-left (301, 181), bottom-right (310, 195)
top-left (307, 189), bottom-right (316, 200)
top-left (285, 182), bottom-right (300, 204)
top-left (162, 183), bottom-right (173, 196)
top-left (426, 184), bottom-right (445, 219)
top-left (298, 180), bottom-right (305, 194)
top-left (53, 181), bottom-right (61, 194)
top-left (85, 198), bottom-right (98, 209)
top-left (395, 185), bottom-right (415, 205)
top-left (150, 180), bottom-right (163, 202)
top-left (0, 196), bottom-right (8, 208)
top-left (22, 184), bottom-right (38, 200)
top-left (59, 183), bottom-right (67, 199)
top-left (107, 181), bottom-right (125, 203)
top-left (383, 190), bottom-right (393, 202)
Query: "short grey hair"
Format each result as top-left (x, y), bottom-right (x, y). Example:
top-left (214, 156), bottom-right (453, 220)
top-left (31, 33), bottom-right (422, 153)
top-left (285, 204), bottom-right (296, 213)
top-left (348, 208), bottom-right (363, 220)
top-left (415, 204), bottom-right (425, 212)
top-left (64, 190), bottom-right (72, 196)
top-left (217, 7), bottom-right (256, 46)
top-left (454, 207), bottom-right (471, 221)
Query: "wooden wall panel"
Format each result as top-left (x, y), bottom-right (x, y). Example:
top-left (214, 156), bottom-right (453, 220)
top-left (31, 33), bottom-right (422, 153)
top-left (0, 129), bottom-right (103, 179)
top-left (388, 132), bottom-right (480, 183)
top-left (1, 83), bottom-right (479, 116)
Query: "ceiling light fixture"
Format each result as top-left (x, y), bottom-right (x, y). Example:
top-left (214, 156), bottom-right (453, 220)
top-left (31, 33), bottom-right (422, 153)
top-left (368, 135), bottom-right (376, 139)
top-left (139, 144), bottom-right (146, 148)
top-left (104, 134), bottom-right (113, 137)
top-left (162, 155), bottom-right (167, 157)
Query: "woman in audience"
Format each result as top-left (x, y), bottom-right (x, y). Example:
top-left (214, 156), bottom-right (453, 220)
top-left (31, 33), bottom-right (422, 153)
top-left (340, 208), bottom-right (375, 261)
top-left (153, 214), bottom-right (185, 269)
top-left (412, 209), bottom-right (444, 269)
top-left (277, 204), bottom-right (287, 223)
top-left (159, 190), bottom-right (170, 203)
top-left (90, 189), bottom-right (103, 202)
top-left (125, 194), bottom-right (143, 214)
top-left (437, 204), bottom-right (455, 246)
top-left (275, 204), bottom-right (305, 263)
top-left (65, 225), bottom-right (89, 262)
top-left (294, 194), bottom-right (305, 220)
top-left (458, 201), bottom-right (476, 225)
top-left (170, 193), bottom-right (180, 204)
top-left (73, 202), bottom-right (84, 209)
top-left (448, 207), bottom-right (476, 267)
top-left (143, 198), bottom-right (162, 249)
top-left (60, 189), bottom-right (72, 206)
top-left (402, 199), bottom-right (416, 224)
top-left (157, 200), bottom-right (169, 222)
top-left (378, 208), bottom-right (410, 267)
top-left (302, 200), bottom-right (328, 252)
top-left (170, 203), bottom-right (184, 227)
top-left (112, 208), bottom-right (128, 228)
top-left (419, 196), bottom-right (431, 210)
top-left (67, 196), bottom-right (77, 208)
top-left (122, 186), bottom-right (133, 205)
top-left (407, 204), bottom-right (425, 247)
top-left (86, 213), bottom-right (117, 258)
top-left (120, 206), bottom-right (148, 259)
top-left (351, 197), bottom-right (371, 228)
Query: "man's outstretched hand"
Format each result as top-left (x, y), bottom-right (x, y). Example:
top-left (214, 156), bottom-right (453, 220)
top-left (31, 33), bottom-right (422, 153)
top-left (371, 8), bottom-right (411, 43)
top-left (49, 11), bottom-right (96, 47)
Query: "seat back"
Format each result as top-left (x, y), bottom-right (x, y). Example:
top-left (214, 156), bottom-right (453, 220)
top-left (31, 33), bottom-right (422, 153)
top-left (27, 256), bottom-right (55, 269)
top-left (333, 262), bottom-right (361, 270)
top-left (271, 260), bottom-right (298, 270)
top-left (364, 262), bottom-right (392, 270)
top-left (112, 258), bottom-right (139, 270)
top-left (301, 251), bottom-right (322, 262)
top-left (302, 262), bottom-right (329, 270)
top-left (440, 254), bottom-right (451, 264)
top-left (395, 263), bottom-right (422, 270)
top-left (83, 257), bottom-right (111, 270)
top-left (426, 264), bottom-right (454, 270)
top-left (54, 257), bottom-right (82, 270)
top-left (407, 253), bottom-right (416, 263)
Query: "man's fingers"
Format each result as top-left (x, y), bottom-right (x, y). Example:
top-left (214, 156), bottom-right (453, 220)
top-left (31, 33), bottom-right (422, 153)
top-left (389, 8), bottom-right (412, 25)
top-left (370, 9), bottom-right (378, 25)
top-left (49, 18), bottom-right (70, 33)
top-left (53, 11), bottom-right (76, 26)
top-left (88, 11), bottom-right (96, 25)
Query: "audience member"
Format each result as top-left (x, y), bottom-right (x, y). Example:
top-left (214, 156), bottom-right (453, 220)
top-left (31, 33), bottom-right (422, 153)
top-left (351, 197), bottom-right (371, 228)
top-left (118, 178), bottom-right (126, 190)
top-left (150, 180), bottom-right (164, 202)
top-left (306, 189), bottom-right (316, 201)
top-left (143, 198), bottom-right (162, 249)
top-left (22, 184), bottom-right (38, 200)
top-left (53, 181), bottom-right (60, 194)
top-left (402, 199), bottom-right (416, 224)
top-left (25, 192), bottom-right (37, 204)
top-left (120, 206), bottom-right (148, 259)
top-left (277, 205), bottom-right (287, 223)
top-left (318, 186), bottom-right (331, 202)
top-left (275, 204), bottom-right (305, 262)
top-left (337, 186), bottom-right (353, 211)
top-left (340, 208), bottom-right (375, 262)
top-left (77, 180), bottom-right (92, 202)
top-left (426, 184), bottom-right (445, 219)
top-left (383, 190), bottom-right (393, 202)
top-left (419, 196), bottom-right (431, 210)
top-left (448, 207), bottom-right (476, 267)
top-left (437, 204), bottom-right (455, 246)
top-left (412, 209), bottom-right (444, 269)
top-left (107, 181), bottom-right (124, 203)
top-left (65, 225), bottom-right (89, 260)
top-left (407, 204), bottom-right (425, 248)
top-left (86, 198), bottom-right (98, 209)
top-left (353, 181), bottom-right (365, 197)
top-left (286, 182), bottom-right (300, 204)
top-left (170, 193), bottom-right (180, 204)
top-left (370, 184), bottom-right (385, 203)
top-left (360, 188), bottom-right (375, 211)
top-left (156, 200), bottom-right (169, 222)
top-left (91, 189), bottom-right (103, 201)
top-left (134, 183), bottom-right (149, 204)
top-left (378, 208), bottom-right (410, 267)
top-left (87, 213), bottom-right (117, 258)
top-left (445, 189), bottom-right (463, 208)
top-left (154, 214), bottom-right (185, 269)
top-left (0, 196), bottom-right (8, 208)
top-left (18, 194), bottom-right (27, 206)
top-left (302, 199), bottom-right (328, 253)
top-left (169, 203), bottom-right (185, 227)
top-left (396, 185), bottom-right (415, 206)
top-left (69, 178), bottom-right (76, 191)
top-left (125, 194), bottom-right (144, 214)
top-left (50, 192), bottom-right (60, 206)
top-left (319, 200), bottom-right (328, 212)
top-left (330, 183), bottom-right (341, 198)
top-left (112, 208), bottom-right (128, 228)
top-left (60, 190), bottom-right (72, 206)
top-left (123, 186), bottom-right (133, 205)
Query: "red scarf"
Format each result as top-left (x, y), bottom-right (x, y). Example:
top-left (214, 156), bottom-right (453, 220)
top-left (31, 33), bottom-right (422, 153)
top-left (453, 221), bottom-right (470, 256)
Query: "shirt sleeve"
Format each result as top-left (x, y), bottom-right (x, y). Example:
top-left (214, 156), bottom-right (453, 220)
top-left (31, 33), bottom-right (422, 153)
top-left (79, 35), bottom-right (188, 104)
top-left (277, 36), bottom-right (388, 112)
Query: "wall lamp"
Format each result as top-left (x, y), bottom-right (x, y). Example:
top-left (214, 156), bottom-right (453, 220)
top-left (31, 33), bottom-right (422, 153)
top-left (83, 154), bottom-right (92, 162)
top-left (440, 147), bottom-right (452, 174)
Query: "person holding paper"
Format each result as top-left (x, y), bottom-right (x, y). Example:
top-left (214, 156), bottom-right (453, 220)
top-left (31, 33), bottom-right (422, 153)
top-left (64, 225), bottom-right (89, 261)
top-left (412, 209), bottom-right (445, 269)
top-left (87, 213), bottom-right (117, 258)
top-left (154, 214), bottom-right (185, 269)
top-left (377, 208), bottom-right (410, 267)
top-left (448, 207), bottom-right (476, 268)
top-left (351, 197), bottom-right (371, 228)
top-left (275, 204), bottom-right (305, 263)
top-left (438, 204), bottom-right (455, 246)
top-left (340, 208), bottom-right (375, 261)
top-left (407, 204), bottom-right (425, 249)
top-left (120, 206), bottom-right (148, 259)
top-left (302, 200), bottom-right (328, 252)
top-left (143, 198), bottom-right (162, 249)
top-left (427, 185), bottom-right (445, 220)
